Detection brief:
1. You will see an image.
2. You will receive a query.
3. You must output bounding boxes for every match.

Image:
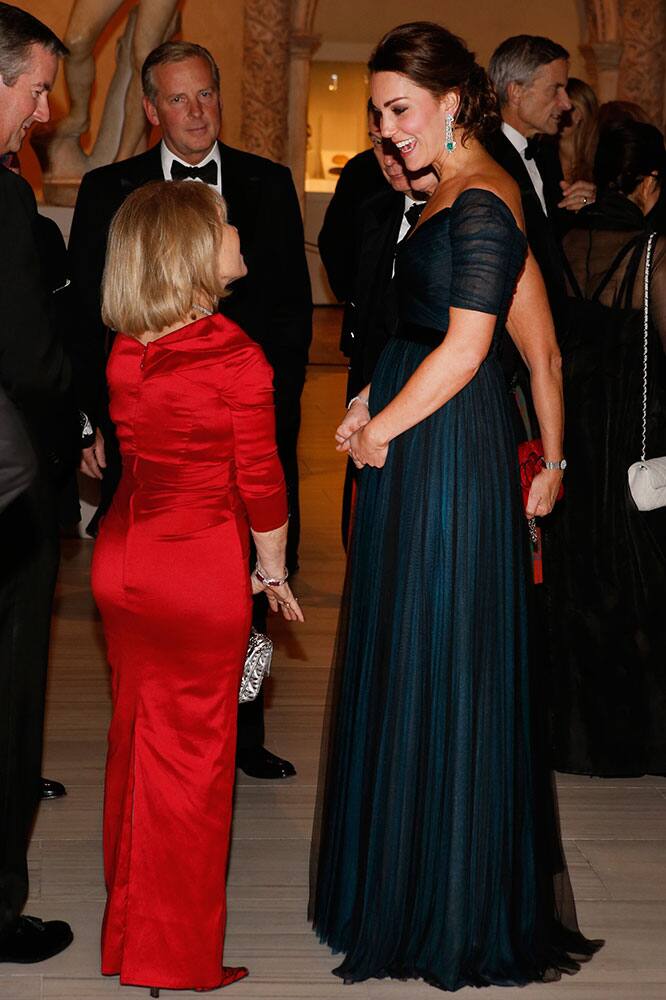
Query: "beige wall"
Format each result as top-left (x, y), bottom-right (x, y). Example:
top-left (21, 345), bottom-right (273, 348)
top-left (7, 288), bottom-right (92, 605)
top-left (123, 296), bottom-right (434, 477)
top-left (307, 62), bottom-right (369, 180)
top-left (17, 0), bottom-right (587, 195)
top-left (314, 0), bottom-right (586, 79)
top-left (18, 0), bottom-right (245, 193)
top-left (307, 2), bottom-right (586, 189)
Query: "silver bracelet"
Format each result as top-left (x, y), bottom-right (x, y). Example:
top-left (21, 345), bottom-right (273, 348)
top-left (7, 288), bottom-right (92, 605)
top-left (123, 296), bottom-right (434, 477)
top-left (254, 563), bottom-right (289, 587)
top-left (347, 395), bottom-right (369, 410)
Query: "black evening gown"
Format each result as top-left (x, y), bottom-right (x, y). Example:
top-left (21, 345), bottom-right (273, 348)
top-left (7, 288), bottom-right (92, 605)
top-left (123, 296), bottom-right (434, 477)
top-left (545, 193), bottom-right (666, 776)
top-left (310, 189), bottom-right (601, 989)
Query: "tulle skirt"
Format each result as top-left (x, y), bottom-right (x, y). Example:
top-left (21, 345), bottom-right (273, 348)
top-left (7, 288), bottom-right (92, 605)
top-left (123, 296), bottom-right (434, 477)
top-left (310, 335), bottom-right (602, 990)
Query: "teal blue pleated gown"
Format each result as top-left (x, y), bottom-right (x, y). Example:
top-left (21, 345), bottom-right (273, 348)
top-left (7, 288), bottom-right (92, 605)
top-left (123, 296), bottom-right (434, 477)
top-left (310, 190), bottom-right (601, 989)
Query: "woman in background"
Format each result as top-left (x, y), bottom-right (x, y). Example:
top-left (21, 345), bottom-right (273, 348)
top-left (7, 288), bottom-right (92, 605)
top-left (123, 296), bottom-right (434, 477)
top-left (558, 78), bottom-right (599, 188)
top-left (92, 181), bottom-right (303, 995)
top-left (546, 121), bottom-right (666, 777)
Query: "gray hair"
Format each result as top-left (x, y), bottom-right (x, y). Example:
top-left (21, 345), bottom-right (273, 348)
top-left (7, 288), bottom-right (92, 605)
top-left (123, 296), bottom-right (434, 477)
top-left (488, 35), bottom-right (569, 106)
top-left (0, 2), bottom-right (66, 86)
top-left (142, 41), bottom-right (220, 104)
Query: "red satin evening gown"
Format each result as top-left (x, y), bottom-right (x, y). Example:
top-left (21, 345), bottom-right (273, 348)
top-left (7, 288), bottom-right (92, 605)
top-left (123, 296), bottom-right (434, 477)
top-left (91, 313), bottom-right (288, 990)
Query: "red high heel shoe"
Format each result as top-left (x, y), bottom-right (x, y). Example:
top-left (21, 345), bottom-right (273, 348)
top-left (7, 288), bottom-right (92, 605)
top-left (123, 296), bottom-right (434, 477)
top-left (193, 966), bottom-right (249, 991)
top-left (149, 966), bottom-right (248, 996)
top-left (220, 966), bottom-right (248, 987)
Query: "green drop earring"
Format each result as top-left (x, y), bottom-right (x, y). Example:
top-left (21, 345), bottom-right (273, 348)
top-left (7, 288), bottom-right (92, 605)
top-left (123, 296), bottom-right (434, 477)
top-left (445, 113), bottom-right (457, 153)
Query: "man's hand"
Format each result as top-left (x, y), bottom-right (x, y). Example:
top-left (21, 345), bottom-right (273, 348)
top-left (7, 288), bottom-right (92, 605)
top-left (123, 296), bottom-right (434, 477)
top-left (80, 427), bottom-right (106, 480)
top-left (558, 179), bottom-right (596, 213)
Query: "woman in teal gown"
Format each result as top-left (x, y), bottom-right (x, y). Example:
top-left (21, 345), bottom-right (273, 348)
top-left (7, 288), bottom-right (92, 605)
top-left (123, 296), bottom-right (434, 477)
top-left (310, 22), bottom-right (602, 990)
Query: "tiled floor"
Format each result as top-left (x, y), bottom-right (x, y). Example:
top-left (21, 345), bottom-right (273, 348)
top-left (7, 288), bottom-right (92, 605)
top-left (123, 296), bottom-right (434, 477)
top-left (2, 357), bottom-right (666, 998)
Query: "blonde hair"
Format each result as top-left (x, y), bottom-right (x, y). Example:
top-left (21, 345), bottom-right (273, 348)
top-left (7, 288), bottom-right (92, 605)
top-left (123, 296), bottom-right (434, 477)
top-left (566, 78), bottom-right (599, 183)
top-left (102, 180), bottom-right (229, 336)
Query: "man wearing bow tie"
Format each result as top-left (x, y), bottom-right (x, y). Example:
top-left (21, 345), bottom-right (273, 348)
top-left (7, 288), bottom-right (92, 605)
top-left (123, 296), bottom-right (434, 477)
top-left (69, 41), bottom-right (312, 781)
top-left (483, 35), bottom-right (593, 442)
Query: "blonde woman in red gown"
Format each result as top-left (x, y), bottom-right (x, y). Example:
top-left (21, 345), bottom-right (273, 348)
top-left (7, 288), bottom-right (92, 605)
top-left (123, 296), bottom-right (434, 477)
top-left (91, 180), bottom-right (303, 994)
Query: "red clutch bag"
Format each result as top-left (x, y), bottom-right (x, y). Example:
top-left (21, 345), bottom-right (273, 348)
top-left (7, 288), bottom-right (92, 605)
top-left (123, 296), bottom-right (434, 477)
top-left (518, 439), bottom-right (564, 510)
top-left (518, 438), bottom-right (564, 585)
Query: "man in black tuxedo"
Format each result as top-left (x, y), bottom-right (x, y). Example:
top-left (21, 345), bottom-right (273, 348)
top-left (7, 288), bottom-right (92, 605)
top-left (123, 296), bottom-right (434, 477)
top-left (319, 110), bottom-right (436, 544)
top-left (485, 35), bottom-right (595, 439)
top-left (0, 385), bottom-right (35, 513)
top-left (70, 41), bottom-right (312, 780)
top-left (0, 1), bottom-right (75, 964)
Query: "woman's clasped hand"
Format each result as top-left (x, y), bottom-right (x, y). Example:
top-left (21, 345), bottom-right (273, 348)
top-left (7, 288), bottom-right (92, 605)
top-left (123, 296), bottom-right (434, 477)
top-left (335, 394), bottom-right (389, 469)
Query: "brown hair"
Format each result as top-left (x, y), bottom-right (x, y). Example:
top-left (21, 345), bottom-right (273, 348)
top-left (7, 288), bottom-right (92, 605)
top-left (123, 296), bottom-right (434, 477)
top-left (368, 21), bottom-right (500, 145)
top-left (594, 120), bottom-right (666, 196)
top-left (142, 41), bottom-right (220, 105)
top-left (597, 100), bottom-right (653, 132)
top-left (565, 78), bottom-right (599, 183)
top-left (102, 181), bottom-right (229, 336)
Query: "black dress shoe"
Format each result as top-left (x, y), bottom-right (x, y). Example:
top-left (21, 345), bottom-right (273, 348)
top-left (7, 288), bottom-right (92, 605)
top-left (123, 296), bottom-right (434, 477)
top-left (0, 915), bottom-right (73, 963)
top-left (236, 747), bottom-right (296, 779)
top-left (41, 778), bottom-right (67, 799)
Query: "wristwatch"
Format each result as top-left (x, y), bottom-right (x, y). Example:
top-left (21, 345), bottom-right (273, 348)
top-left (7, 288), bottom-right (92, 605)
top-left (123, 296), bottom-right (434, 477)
top-left (543, 458), bottom-right (567, 471)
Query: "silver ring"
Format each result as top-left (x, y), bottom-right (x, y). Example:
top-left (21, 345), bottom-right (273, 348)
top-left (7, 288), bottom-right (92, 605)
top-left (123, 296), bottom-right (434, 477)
top-left (582, 195), bottom-right (588, 203)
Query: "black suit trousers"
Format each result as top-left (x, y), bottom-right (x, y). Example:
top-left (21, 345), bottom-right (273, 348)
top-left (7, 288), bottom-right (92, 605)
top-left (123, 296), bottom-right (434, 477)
top-left (237, 368), bottom-right (305, 752)
top-left (0, 472), bottom-right (59, 931)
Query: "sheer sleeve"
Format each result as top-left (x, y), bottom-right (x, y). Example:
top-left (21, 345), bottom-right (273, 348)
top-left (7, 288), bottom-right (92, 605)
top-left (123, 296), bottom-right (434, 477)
top-left (448, 189), bottom-right (526, 316)
top-left (221, 340), bottom-right (288, 531)
top-left (649, 237), bottom-right (666, 354)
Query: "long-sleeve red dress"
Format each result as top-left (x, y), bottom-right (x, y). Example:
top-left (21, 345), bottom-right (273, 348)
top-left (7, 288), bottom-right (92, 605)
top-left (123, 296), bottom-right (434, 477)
top-left (91, 313), bottom-right (288, 990)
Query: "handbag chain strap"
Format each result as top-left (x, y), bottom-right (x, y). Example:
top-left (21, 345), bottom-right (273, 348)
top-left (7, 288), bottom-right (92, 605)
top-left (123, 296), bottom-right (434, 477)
top-left (640, 232), bottom-right (658, 463)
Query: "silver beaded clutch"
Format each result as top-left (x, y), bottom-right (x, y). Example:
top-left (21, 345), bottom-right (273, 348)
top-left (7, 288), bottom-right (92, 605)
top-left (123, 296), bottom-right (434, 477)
top-left (239, 627), bottom-right (273, 703)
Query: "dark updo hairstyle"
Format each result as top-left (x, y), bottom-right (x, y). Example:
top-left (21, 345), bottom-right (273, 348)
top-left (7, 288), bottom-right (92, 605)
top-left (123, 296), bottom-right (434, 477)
top-left (368, 21), bottom-right (500, 146)
top-left (594, 120), bottom-right (666, 196)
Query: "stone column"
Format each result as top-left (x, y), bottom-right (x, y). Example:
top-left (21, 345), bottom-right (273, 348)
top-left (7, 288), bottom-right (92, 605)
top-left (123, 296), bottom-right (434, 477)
top-left (618, 0), bottom-right (666, 127)
top-left (240, 0), bottom-right (291, 163)
top-left (580, 40), bottom-right (623, 103)
top-left (287, 31), bottom-right (321, 208)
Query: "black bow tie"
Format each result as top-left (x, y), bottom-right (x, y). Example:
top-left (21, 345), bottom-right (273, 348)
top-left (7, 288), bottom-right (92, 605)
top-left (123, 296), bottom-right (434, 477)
top-left (170, 159), bottom-right (218, 185)
top-left (523, 137), bottom-right (540, 161)
top-left (405, 202), bottom-right (425, 228)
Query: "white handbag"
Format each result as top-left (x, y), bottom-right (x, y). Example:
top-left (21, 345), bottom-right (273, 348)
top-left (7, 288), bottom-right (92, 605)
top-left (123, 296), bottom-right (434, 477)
top-left (627, 232), bottom-right (666, 511)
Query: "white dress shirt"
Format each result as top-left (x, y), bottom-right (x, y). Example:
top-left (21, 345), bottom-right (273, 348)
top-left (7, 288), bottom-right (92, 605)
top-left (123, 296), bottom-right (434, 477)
top-left (501, 121), bottom-right (548, 216)
top-left (160, 141), bottom-right (222, 196)
top-left (392, 194), bottom-right (423, 278)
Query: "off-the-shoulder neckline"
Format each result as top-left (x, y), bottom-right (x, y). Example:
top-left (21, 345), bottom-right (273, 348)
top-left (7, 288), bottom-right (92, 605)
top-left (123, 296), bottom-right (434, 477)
top-left (407, 187), bottom-right (525, 242)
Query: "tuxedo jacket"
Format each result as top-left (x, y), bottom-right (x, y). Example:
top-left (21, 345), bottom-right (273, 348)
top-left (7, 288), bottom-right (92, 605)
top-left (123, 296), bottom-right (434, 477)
top-left (484, 129), bottom-right (567, 321)
top-left (344, 186), bottom-right (405, 397)
top-left (0, 385), bottom-right (36, 513)
top-left (0, 168), bottom-right (76, 472)
top-left (68, 141), bottom-right (312, 426)
top-left (319, 148), bottom-right (387, 304)
top-left (318, 149), bottom-right (405, 396)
